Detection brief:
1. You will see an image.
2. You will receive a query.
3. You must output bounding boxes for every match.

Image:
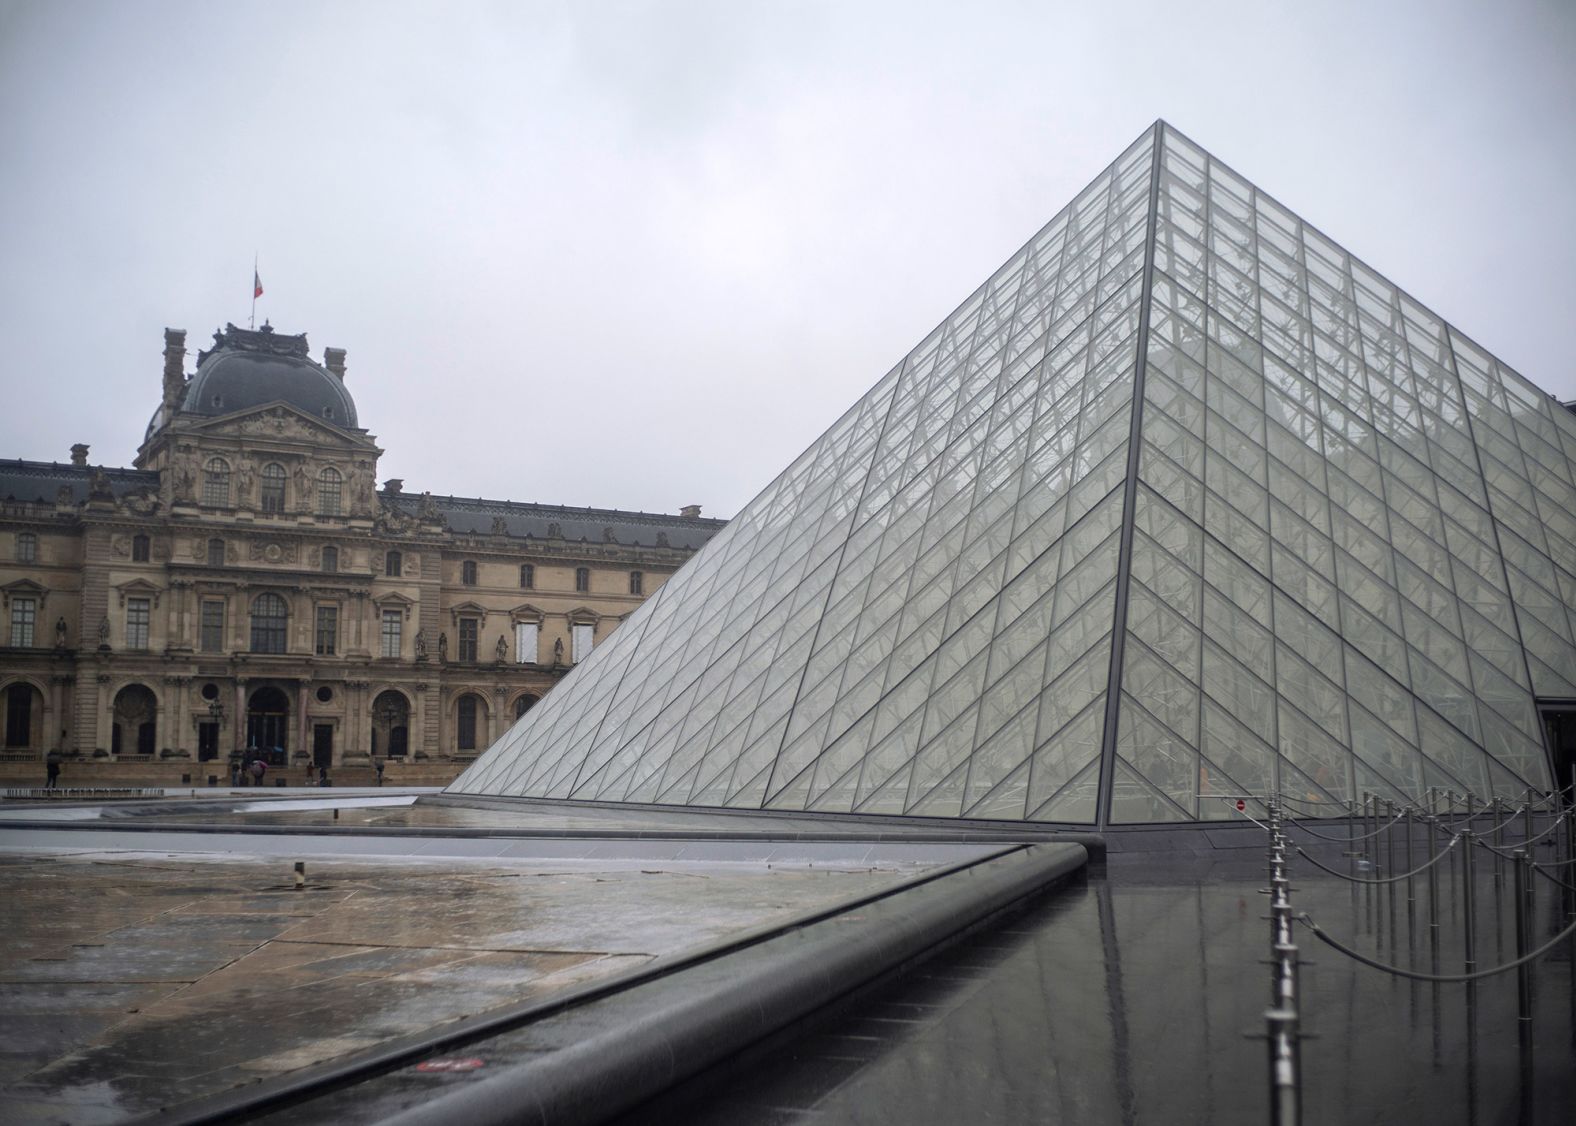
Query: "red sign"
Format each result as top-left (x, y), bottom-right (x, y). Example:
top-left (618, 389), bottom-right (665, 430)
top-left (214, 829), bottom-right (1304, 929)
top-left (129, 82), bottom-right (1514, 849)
top-left (416, 1058), bottom-right (485, 1073)
top-left (1235, 799), bottom-right (1247, 812)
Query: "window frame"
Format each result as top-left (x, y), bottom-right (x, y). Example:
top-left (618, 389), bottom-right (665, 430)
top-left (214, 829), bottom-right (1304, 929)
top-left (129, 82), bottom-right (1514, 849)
top-left (514, 620), bottom-right (539, 665)
top-left (10, 596), bottom-right (36, 647)
top-left (458, 617), bottom-right (479, 662)
top-left (207, 538), bottom-right (226, 567)
top-left (314, 604), bottom-right (338, 656)
top-left (317, 466), bottom-right (343, 516)
top-left (456, 693), bottom-right (479, 751)
top-left (461, 559), bottom-right (478, 586)
top-left (249, 592), bottom-right (288, 655)
top-left (131, 534), bottom-right (150, 562)
top-left (629, 570), bottom-right (643, 595)
top-left (199, 599), bottom-right (226, 653)
top-left (17, 532), bottom-right (38, 563)
top-left (380, 609), bottom-right (402, 658)
top-left (575, 567), bottom-right (590, 593)
top-left (321, 546), bottom-right (339, 573)
top-left (386, 550), bottom-right (402, 577)
top-left (202, 458), bottom-right (231, 507)
top-left (519, 563), bottom-right (534, 589)
top-left (260, 462), bottom-right (287, 514)
top-left (126, 597), bottom-right (151, 651)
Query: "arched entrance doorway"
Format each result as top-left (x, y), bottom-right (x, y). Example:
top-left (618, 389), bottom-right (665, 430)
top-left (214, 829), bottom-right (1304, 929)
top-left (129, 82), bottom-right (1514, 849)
top-left (370, 690), bottom-right (409, 758)
top-left (246, 686), bottom-right (290, 764)
top-left (3, 682), bottom-right (44, 749)
top-left (111, 684), bottom-right (158, 756)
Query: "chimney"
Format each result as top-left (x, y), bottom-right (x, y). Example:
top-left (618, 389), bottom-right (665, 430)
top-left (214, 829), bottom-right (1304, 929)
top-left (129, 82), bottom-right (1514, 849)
top-left (679, 504), bottom-right (702, 519)
top-left (383, 478), bottom-right (404, 495)
top-left (70, 443), bottom-right (90, 467)
top-left (162, 328), bottom-right (187, 409)
top-left (323, 347), bottom-right (347, 380)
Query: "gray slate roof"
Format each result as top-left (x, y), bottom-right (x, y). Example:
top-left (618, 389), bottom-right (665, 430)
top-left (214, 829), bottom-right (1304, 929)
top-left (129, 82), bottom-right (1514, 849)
top-left (0, 460), bottom-right (159, 505)
top-left (384, 492), bottom-right (727, 550)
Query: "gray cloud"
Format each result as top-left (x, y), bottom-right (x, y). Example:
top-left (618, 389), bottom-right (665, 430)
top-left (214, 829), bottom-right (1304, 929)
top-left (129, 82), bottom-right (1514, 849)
top-left (2, 0), bottom-right (1572, 518)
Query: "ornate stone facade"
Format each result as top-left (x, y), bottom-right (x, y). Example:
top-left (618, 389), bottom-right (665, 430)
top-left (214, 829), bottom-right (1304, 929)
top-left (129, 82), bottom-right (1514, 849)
top-left (0, 323), bottom-right (724, 772)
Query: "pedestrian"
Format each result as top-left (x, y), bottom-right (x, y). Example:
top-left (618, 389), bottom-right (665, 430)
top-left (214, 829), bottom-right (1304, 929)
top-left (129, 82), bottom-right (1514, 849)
top-left (374, 758), bottom-right (384, 787)
top-left (45, 750), bottom-right (61, 789)
top-left (250, 758), bottom-right (266, 786)
top-left (318, 764), bottom-right (329, 788)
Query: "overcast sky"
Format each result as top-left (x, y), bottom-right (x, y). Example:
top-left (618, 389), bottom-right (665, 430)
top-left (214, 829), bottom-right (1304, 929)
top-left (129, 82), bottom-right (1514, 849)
top-left (2, 0), bottom-right (1572, 519)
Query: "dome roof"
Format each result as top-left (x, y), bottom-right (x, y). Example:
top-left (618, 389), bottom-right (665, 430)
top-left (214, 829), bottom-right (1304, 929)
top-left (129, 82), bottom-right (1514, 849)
top-left (178, 323), bottom-right (358, 428)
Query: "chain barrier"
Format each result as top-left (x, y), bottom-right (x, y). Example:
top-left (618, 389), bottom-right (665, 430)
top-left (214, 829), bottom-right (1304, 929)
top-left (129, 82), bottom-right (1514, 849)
top-left (1293, 836), bottom-right (1458, 885)
top-left (1228, 786), bottom-right (1576, 1096)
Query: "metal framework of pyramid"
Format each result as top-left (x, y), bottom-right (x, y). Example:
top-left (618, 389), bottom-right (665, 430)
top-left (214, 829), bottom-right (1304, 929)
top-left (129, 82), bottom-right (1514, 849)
top-left (452, 122), bottom-right (1576, 827)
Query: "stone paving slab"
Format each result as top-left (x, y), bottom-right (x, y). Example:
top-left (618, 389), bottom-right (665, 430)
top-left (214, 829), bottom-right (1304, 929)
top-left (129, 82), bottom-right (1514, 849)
top-left (0, 849), bottom-right (930, 1124)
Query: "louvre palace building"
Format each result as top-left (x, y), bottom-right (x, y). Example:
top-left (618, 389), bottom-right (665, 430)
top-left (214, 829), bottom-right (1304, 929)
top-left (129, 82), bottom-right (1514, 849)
top-left (0, 322), bottom-right (724, 775)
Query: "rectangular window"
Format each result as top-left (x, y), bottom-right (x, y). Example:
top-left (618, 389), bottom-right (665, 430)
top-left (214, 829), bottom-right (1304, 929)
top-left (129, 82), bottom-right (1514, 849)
top-left (126, 597), bottom-right (150, 651)
top-left (458, 617), bottom-right (478, 662)
top-left (571, 622), bottom-right (593, 663)
top-left (10, 597), bottom-right (36, 647)
top-left (462, 560), bottom-right (478, 585)
top-left (132, 535), bottom-right (150, 562)
top-left (520, 563), bottom-right (534, 589)
top-left (17, 532), bottom-right (36, 563)
top-left (208, 538), bottom-right (225, 567)
top-left (315, 605), bottom-right (338, 656)
top-left (380, 610), bottom-right (402, 658)
top-left (200, 600), bottom-right (226, 652)
top-left (514, 621), bottom-right (538, 664)
top-left (629, 571), bottom-right (643, 595)
top-left (575, 567), bottom-right (590, 593)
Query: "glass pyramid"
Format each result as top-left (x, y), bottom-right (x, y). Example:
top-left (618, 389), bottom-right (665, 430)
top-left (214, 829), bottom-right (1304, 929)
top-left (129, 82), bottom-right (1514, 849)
top-left (452, 122), bottom-right (1576, 827)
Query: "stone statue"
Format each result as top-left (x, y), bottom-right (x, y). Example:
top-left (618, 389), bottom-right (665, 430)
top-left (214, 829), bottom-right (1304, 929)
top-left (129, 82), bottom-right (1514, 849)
top-left (414, 628), bottom-right (427, 659)
top-left (173, 461), bottom-right (196, 501)
top-left (553, 636), bottom-right (564, 665)
top-left (418, 492), bottom-right (440, 521)
top-left (97, 616), bottom-right (111, 648)
top-left (55, 617), bottom-right (67, 650)
top-left (437, 631), bottom-right (448, 662)
top-left (490, 516), bottom-right (509, 535)
top-left (236, 464), bottom-right (255, 504)
top-left (495, 635), bottom-right (508, 662)
top-left (293, 463), bottom-right (310, 504)
top-left (87, 467), bottom-right (114, 501)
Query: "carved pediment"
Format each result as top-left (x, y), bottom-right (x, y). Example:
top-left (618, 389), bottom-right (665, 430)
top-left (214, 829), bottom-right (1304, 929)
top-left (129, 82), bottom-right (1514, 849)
top-left (188, 402), bottom-right (369, 448)
top-left (509, 602), bottom-right (546, 623)
top-left (450, 600), bottom-right (488, 627)
top-left (373, 591), bottom-right (415, 619)
top-left (565, 605), bottom-right (601, 624)
top-left (1, 578), bottom-right (49, 608)
top-left (113, 577), bottom-right (163, 608)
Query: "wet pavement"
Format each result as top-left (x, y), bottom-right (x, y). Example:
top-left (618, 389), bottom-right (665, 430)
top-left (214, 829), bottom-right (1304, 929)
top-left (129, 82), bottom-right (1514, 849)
top-left (633, 849), bottom-right (1576, 1125)
top-left (0, 847), bottom-right (933, 1124)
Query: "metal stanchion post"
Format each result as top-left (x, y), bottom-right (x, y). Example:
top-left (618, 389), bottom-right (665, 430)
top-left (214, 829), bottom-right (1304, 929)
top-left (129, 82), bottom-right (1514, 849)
top-left (1405, 805), bottom-right (1415, 905)
top-left (1513, 848), bottom-right (1532, 1026)
top-left (1462, 830), bottom-right (1477, 972)
top-left (1427, 815), bottom-right (1441, 973)
top-left (1522, 801), bottom-right (1533, 850)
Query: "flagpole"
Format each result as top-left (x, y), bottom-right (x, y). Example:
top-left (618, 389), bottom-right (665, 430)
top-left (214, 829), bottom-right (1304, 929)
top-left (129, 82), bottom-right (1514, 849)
top-left (251, 254), bottom-right (258, 329)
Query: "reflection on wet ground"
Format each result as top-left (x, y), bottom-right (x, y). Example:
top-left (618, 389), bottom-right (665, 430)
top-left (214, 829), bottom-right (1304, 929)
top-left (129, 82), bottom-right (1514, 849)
top-left (0, 851), bottom-right (917, 1124)
top-left (643, 851), bottom-right (1576, 1125)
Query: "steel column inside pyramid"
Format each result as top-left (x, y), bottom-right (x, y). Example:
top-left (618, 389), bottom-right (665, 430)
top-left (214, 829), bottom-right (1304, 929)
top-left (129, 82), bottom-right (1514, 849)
top-left (452, 122), bottom-right (1576, 826)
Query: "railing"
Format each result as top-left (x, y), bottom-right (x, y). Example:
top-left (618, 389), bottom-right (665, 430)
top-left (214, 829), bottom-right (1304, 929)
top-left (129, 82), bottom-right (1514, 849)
top-left (1226, 785), bottom-right (1576, 1123)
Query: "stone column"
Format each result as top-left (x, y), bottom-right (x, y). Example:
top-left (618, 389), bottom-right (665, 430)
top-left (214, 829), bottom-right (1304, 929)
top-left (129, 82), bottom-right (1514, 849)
top-left (234, 678), bottom-right (248, 757)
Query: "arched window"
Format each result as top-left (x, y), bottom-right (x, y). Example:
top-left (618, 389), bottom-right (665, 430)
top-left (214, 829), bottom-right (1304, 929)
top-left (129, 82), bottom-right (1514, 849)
top-left (202, 458), bottom-right (230, 506)
top-left (207, 537), bottom-right (226, 567)
top-left (250, 592), bottom-right (288, 654)
top-left (629, 571), bottom-right (643, 595)
top-left (519, 563), bottom-right (534, 589)
top-left (456, 693), bottom-right (479, 751)
top-left (260, 463), bottom-right (286, 514)
top-left (514, 693), bottom-right (539, 719)
top-left (575, 567), bottom-right (590, 593)
top-left (131, 534), bottom-right (150, 562)
top-left (321, 546), bottom-right (338, 573)
top-left (317, 467), bottom-right (342, 516)
top-left (462, 560), bottom-right (478, 586)
top-left (385, 550), bottom-right (402, 577)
